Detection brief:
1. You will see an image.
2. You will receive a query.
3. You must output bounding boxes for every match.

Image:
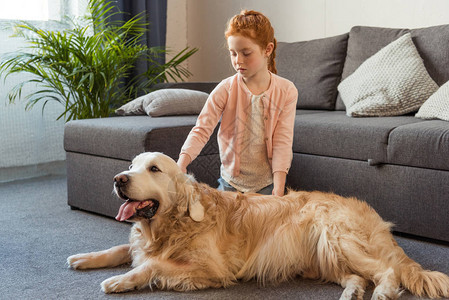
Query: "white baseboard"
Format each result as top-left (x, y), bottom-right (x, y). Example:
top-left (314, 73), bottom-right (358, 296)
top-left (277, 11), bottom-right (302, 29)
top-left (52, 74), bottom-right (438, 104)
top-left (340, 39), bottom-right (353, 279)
top-left (0, 160), bottom-right (66, 183)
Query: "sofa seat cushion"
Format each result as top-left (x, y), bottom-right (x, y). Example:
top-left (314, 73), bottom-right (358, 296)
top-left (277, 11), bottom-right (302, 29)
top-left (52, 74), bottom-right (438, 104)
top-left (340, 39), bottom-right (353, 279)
top-left (388, 121), bottom-right (449, 171)
top-left (293, 111), bottom-right (423, 163)
top-left (296, 109), bottom-right (326, 116)
top-left (64, 116), bottom-right (219, 161)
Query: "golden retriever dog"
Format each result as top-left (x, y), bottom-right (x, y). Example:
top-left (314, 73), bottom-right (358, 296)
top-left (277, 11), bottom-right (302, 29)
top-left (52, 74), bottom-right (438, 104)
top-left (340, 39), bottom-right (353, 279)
top-left (68, 152), bottom-right (449, 299)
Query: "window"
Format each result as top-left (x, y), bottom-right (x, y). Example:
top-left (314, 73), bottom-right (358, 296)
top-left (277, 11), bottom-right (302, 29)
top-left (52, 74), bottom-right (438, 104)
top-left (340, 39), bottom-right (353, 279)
top-left (0, 0), bottom-right (88, 182)
top-left (0, 0), bottom-right (86, 22)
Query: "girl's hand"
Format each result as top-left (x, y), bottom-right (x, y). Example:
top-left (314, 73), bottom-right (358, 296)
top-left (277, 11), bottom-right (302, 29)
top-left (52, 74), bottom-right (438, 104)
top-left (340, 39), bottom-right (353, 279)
top-left (177, 154), bottom-right (191, 174)
top-left (178, 164), bottom-right (187, 174)
top-left (272, 187), bottom-right (284, 197)
top-left (272, 171), bottom-right (287, 196)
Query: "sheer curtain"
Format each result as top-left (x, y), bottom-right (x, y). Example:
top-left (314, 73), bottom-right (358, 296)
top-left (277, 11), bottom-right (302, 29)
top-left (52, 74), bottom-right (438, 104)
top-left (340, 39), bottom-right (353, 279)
top-left (0, 0), bottom-right (167, 183)
top-left (0, 0), bottom-right (87, 183)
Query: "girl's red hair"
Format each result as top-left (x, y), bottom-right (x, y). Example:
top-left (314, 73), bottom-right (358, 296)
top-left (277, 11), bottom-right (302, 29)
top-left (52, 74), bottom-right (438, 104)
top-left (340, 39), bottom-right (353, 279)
top-left (225, 10), bottom-right (277, 74)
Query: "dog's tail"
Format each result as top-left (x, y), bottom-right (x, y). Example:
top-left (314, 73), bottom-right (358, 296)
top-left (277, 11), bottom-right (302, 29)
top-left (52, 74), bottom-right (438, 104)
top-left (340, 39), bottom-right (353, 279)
top-left (399, 253), bottom-right (449, 298)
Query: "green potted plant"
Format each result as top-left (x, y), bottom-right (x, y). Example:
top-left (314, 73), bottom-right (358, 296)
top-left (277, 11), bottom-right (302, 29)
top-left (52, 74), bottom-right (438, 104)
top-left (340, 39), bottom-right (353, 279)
top-left (0, 0), bottom-right (197, 121)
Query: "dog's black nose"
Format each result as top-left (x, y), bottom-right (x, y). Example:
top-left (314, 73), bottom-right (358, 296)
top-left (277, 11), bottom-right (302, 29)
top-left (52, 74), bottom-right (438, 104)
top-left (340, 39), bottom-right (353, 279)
top-left (114, 174), bottom-right (129, 186)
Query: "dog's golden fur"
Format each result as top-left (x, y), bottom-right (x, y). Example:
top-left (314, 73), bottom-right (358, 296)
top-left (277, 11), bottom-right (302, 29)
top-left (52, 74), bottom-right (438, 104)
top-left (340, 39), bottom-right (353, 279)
top-left (68, 152), bottom-right (449, 299)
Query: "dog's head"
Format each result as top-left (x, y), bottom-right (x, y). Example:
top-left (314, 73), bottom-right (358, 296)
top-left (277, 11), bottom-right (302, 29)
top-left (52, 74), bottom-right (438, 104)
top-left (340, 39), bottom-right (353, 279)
top-left (113, 152), bottom-right (204, 223)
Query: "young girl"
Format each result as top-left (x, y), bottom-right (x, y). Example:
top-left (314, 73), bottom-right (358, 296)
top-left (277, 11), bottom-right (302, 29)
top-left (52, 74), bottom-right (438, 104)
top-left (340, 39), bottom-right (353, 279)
top-left (177, 10), bottom-right (298, 196)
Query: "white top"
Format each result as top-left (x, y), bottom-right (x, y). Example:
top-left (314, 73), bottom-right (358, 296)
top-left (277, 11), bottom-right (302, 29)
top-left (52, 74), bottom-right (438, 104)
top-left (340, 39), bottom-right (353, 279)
top-left (221, 94), bottom-right (273, 192)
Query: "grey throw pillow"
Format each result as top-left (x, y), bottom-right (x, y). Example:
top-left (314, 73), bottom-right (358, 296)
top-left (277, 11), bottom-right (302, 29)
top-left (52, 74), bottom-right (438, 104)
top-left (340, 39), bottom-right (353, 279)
top-left (115, 89), bottom-right (209, 117)
top-left (416, 81), bottom-right (449, 121)
top-left (145, 89), bottom-right (209, 117)
top-left (338, 33), bottom-right (438, 117)
top-left (115, 94), bottom-right (147, 116)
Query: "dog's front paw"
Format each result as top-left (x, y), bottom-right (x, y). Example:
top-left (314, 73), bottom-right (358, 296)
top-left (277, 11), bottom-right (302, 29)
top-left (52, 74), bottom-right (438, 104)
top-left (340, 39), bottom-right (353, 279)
top-left (67, 253), bottom-right (93, 270)
top-left (101, 275), bottom-right (139, 294)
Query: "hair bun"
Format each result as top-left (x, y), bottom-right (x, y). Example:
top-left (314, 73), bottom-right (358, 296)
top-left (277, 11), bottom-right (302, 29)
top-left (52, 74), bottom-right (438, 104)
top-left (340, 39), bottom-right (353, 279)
top-left (241, 10), bottom-right (258, 16)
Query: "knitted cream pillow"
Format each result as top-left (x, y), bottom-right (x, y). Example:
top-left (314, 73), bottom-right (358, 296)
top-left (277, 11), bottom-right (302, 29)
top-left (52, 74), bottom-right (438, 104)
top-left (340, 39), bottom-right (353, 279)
top-left (416, 81), bottom-right (449, 121)
top-left (116, 89), bottom-right (209, 117)
top-left (338, 33), bottom-right (439, 117)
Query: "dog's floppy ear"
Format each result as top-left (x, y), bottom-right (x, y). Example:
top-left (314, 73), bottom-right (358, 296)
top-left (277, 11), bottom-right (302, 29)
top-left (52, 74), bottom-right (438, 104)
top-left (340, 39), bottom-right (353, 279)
top-left (172, 173), bottom-right (204, 222)
top-left (188, 194), bottom-right (204, 222)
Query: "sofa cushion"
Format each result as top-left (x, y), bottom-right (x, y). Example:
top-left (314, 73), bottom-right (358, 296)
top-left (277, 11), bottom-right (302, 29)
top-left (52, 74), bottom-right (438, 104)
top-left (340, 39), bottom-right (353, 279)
top-left (147, 89), bottom-right (208, 117)
top-left (296, 109), bottom-right (326, 116)
top-left (336, 26), bottom-right (408, 110)
top-left (116, 89), bottom-right (209, 117)
top-left (338, 33), bottom-right (438, 117)
top-left (410, 25), bottom-right (449, 86)
top-left (336, 24), bottom-right (449, 110)
top-left (292, 111), bottom-right (423, 163)
top-left (387, 121), bottom-right (449, 171)
top-left (64, 116), bottom-right (219, 161)
top-left (416, 80), bottom-right (449, 121)
top-left (277, 33), bottom-right (348, 110)
top-left (114, 94), bottom-right (148, 116)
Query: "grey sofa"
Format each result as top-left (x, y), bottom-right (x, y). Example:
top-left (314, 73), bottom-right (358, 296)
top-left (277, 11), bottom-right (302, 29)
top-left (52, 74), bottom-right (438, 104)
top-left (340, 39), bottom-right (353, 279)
top-left (64, 25), bottom-right (449, 243)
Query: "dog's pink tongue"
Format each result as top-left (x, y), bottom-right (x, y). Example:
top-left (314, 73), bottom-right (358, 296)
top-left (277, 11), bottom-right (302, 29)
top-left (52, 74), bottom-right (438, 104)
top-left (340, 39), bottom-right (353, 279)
top-left (116, 200), bottom-right (140, 221)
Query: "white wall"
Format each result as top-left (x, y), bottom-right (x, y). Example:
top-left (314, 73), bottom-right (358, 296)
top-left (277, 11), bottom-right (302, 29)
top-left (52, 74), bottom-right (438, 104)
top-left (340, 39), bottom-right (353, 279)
top-left (166, 0), bottom-right (188, 69)
top-left (167, 0), bottom-right (449, 82)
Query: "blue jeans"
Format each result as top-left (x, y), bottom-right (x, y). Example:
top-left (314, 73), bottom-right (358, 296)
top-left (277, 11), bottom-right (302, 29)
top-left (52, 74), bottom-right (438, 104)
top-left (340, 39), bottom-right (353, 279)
top-left (217, 177), bottom-right (274, 195)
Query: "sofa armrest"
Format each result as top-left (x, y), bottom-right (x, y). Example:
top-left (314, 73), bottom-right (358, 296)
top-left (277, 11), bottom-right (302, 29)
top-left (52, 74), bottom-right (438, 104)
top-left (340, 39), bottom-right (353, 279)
top-left (153, 82), bottom-right (219, 94)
